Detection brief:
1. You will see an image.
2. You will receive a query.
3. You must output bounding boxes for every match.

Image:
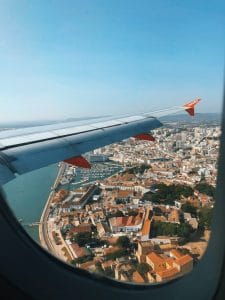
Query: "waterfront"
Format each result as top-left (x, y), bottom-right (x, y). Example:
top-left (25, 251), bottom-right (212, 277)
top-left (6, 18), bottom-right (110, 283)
top-left (2, 161), bottom-right (122, 243)
top-left (3, 164), bottom-right (58, 242)
top-left (35, 122), bottom-right (217, 284)
top-left (1, 122), bottom-right (218, 284)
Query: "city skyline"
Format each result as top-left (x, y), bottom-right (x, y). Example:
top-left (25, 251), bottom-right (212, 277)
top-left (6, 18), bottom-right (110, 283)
top-left (0, 1), bottom-right (224, 122)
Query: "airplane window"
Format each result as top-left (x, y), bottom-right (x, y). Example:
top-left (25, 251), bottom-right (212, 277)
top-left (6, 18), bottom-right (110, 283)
top-left (2, 115), bottom-right (221, 284)
top-left (0, 0), bottom-right (224, 291)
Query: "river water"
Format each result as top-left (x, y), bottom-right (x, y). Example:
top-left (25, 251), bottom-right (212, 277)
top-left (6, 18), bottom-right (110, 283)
top-left (2, 162), bottom-right (122, 243)
top-left (3, 164), bottom-right (58, 242)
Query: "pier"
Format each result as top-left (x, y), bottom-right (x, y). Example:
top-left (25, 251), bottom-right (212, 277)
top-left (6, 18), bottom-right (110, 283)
top-left (23, 221), bottom-right (41, 227)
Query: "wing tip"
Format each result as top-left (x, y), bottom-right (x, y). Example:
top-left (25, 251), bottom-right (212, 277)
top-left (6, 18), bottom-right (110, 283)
top-left (184, 98), bottom-right (201, 116)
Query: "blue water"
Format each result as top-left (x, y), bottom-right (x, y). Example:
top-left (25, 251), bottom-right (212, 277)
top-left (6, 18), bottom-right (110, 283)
top-left (3, 164), bottom-right (58, 242)
top-left (2, 162), bottom-right (122, 243)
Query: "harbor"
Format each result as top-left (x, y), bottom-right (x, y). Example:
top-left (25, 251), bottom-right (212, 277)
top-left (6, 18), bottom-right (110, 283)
top-left (38, 160), bottom-right (123, 250)
top-left (57, 161), bottom-right (122, 190)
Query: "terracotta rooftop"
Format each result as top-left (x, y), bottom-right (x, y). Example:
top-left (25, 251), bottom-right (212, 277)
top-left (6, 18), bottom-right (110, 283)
top-left (117, 190), bottom-right (134, 198)
top-left (132, 271), bottom-right (145, 283)
top-left (159, 243), bottom-right (173, 251)
top-left (102, 260), bottom-right (114, 269)
top-left (107, 236), bottom-right (119, 245)
top-left (127, 216), bottom-right (134, 226)
top-left (147, 252), bottom-right (164, 265)
top-left (69, 223), bottom-right (92, 234)
top-left (174, 254), bottom-right (193, 266)
top-left (110, 214), bottom-right (143, 228)
top-left (144, 207), bottom-right (150, 220)
top-left (170, 249), bottom-right (183, 259)
top-left (103, 247), bottom-right (119, 255)
top-left (157, 267), bottom-right (180, 280)
top-left (71, 243), bottom-right (89, 258)
top-left (141, 219), bottom-right (151, 236)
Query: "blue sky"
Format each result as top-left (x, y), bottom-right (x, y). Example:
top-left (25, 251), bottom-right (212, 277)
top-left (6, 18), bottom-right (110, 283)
top-left (0, 0), bottom-right (224, 122)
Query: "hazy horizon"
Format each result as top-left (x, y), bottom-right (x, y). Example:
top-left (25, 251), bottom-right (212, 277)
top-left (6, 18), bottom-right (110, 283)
top-left (0, 112), bottom-right (221, 128)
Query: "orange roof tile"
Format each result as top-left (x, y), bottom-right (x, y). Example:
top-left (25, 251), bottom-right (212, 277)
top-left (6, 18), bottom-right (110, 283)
top-left (103, 247), bottom-right (119, 255)
top-left (117, 190), bottom-right (133, 198)
top-left (134, 215), bottom-right (142, 225)
top-left (102, 260), bottom-right (114, 269)
top-left (107, 236), bottom-right (119, 245)
top-left (71, 243), bottom-right (89, 258)
top-left (170, 249), bottom-right (183, 259)
top-left (157, 267), bottom-right (180, 279)
top-left (147, 252), bottom-right (164, 265)
top-left (132, 271), bottom-right (145, 283)
top-left (127, 216), bottom-right (134, 226)
top-left (70, 223), bottom-right (92, 234)
top-left (111, 215), bottom-right (143, 228)
top-left (174, 254), bottom-right (193, 266)
top-left (142, 219), bottom-right (151, 236)
top-left (145, 207), bottom-right (150, 220)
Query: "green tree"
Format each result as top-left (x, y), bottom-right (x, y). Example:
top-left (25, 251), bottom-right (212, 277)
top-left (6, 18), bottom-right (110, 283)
top-left (108, 210), bottom-right (124, 218)
top-left (181, 202), bottom-right (197, 216)
top-left (143, 183), bottom-right (194, 205)
top-left (105, 249), bottom-right (128, 261)
top-left (127, 210), bottom-right (138, 217)
top-left (95, 262), bottom-right (105, 275)
top-left (199, 207), bottom-right (213, 229)
top-left (195, 183), bottom-right (216, 198)
top-left (177, 223), bottom-right (193, 238)
top-left (153, 207), bottom-right (162, 216)
top-left (73, 232), bottom-right (92, 247)
top-left (116, 236), bottom-right (130, 248)
top-left (104, 268), bottom-right (115, 278)
top-left (136, 263), bottom-right (150, 276)
top-left (152, 221), bottom-right (193, 238)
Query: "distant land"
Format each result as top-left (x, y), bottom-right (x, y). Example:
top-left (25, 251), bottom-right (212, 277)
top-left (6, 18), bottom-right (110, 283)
top-left (159, 113), bottom-right (221, 124)
top-left (0, 113), bottom-right (221, 129)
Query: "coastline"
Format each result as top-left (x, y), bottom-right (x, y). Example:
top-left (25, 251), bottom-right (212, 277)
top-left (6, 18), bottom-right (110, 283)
top-left (38, 161), bottom-right (123, 254)
top-left (39, 163), bottom-right (65, 250)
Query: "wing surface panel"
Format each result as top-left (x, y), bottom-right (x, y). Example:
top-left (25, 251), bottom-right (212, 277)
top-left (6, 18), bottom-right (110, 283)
top-left (0, 99), bottom-right (201, 185)
top-left (1, 118), bottom-right (161, 181)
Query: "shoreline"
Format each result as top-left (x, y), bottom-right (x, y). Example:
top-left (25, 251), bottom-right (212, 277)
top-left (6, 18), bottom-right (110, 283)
top-left (38, 161), bottom-right (122, 250)
top-left (38, 163), bottom-right (65, 250)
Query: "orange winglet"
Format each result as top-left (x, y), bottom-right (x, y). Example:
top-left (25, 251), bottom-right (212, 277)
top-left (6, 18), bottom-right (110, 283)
top-left (64, 156), bottom-right (91, 169)
top-left (134, 133), bottom-right (155, 141)
top-left (184, 98), bottom-right (201, 116)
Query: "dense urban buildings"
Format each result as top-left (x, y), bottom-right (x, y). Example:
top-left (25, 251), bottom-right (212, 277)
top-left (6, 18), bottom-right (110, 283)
top-left (39, 121), bottom-right (219, 284)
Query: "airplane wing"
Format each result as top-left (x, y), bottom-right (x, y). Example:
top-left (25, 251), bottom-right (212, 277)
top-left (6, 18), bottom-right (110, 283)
top-left (0, 99), bottom-right (201, 185)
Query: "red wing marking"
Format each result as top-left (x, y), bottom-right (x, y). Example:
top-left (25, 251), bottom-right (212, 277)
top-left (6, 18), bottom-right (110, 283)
top-left (64, 156), bottom-right (91, 168)
top-left (134, 133), bottom-right (155, 141)
top-left (184, 98), bottom-right (201, 116)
